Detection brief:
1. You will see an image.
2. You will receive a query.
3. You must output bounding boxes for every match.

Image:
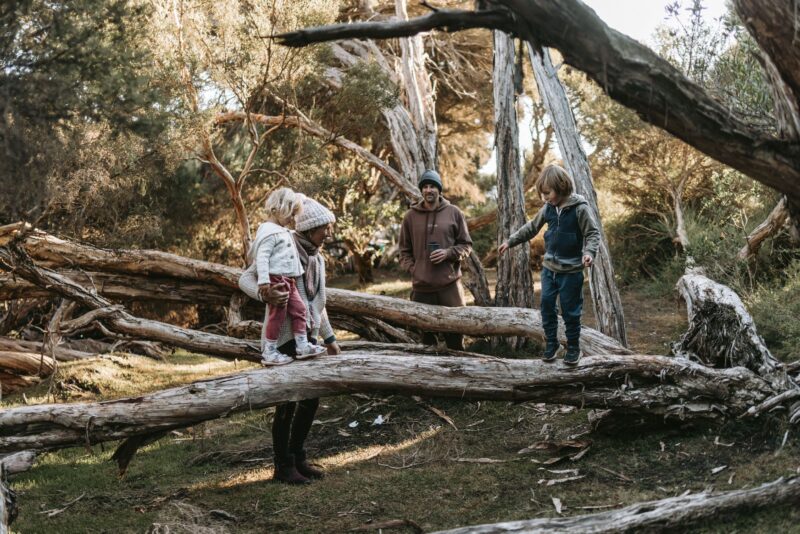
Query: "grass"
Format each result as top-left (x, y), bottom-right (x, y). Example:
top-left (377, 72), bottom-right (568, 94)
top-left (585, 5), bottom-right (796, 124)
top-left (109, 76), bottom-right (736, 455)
top-left (5, 269), bottom-right (800, 533)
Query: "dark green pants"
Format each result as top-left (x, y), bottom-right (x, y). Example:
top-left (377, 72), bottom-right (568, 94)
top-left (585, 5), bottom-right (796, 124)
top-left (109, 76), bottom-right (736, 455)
top-left (411, 280), bottom-right (466, 351)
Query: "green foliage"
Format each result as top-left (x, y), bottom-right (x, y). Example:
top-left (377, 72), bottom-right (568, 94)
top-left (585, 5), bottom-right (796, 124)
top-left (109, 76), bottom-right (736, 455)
top-left (747, 260), bottom-right (800, 359)
top-left (296, 57), bottom-right (399, 142)
top-left (0, 0), bottom-right (169, 225)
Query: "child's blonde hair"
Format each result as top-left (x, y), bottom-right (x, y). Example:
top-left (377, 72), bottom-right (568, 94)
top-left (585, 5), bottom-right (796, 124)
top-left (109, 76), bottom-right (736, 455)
top-left (536, 164), bottom-right (575, 198)
top-left (265, 187), bottom-right (303, 223)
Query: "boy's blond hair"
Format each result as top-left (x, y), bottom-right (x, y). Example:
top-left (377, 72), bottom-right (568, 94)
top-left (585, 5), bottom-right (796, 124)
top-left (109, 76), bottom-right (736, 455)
top-left (536, 164), bottom-right (575, 198)
top-left (265, 187), bottom-right (303, 223)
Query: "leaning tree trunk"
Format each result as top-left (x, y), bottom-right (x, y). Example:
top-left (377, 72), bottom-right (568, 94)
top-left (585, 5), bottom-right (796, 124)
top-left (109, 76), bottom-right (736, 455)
top-left (0, 351), bottom-right (778, 455)
top-left (431, 475), bottom-right (800, 534)
top-left (738, 196), bottom-right (791, 259)
top-left (528, 45), bottom-right (628, 347)
top-left (493, 32), bottom-right (536, 349)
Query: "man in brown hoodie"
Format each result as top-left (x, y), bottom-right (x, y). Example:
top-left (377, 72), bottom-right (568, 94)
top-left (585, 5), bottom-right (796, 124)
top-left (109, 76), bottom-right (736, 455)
top-left (398, 169), bottom-right (473, 350)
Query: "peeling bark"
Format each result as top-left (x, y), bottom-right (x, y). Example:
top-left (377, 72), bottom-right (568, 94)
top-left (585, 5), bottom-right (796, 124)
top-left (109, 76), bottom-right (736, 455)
top-left (0, 464), bottom-right (15, 533)
top-left (675, 272), bottom-right (788, 391)
top-left (0, 452), bottom-right (35, 476)
top-left (738, 196), bottom-right (790, 259)
top-left (0, 352), bottom-right (777, 454)
top-left (431, 476), bottom-right (800, 534)
top-left (4, 228), bottom-right (610, 351)
top-left (494, 33), bottom-right (535, 328)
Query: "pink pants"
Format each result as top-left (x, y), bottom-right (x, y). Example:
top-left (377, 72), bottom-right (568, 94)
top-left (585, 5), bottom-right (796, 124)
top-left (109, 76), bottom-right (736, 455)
top-left (264, 275), bottom-right (307, 340)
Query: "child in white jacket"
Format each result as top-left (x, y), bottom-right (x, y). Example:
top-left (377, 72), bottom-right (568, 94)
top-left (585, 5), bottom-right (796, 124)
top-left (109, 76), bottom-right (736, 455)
top-left (245, 188), bottom-right (325, 365)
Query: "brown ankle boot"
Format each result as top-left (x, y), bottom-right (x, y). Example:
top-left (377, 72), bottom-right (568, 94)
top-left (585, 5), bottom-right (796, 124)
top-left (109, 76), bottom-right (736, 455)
top-left (273, 454), bottom-right (310, 485)
top-left (294, 450), bottom-right (324, 480)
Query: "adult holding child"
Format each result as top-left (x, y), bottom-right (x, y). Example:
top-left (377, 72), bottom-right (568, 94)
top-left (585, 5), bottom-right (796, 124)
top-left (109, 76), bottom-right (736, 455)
top-left (398, 169), bottom-right (473, 350)
top-left (498, 165), bottom-right (600, 365)
top-left (239, 192), bottom-right (340, 484)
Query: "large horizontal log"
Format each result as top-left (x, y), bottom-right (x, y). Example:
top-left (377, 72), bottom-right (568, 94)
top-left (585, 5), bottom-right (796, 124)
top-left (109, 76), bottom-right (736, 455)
top-left (0, 271), bottom-right (234, 305)
top-left (0, 352), bottom-right (777, 453)
top-left (1, 227), bottom-right (629, 355)
top-left (326, 289), bottom-right (630, 355)
top-left (432, 476), bottom-right (800, 534)
top-left (275, 2), bottom-right (800, 206)
top-left (0, 351), bottom-right (55, 376)
top-left (0, 224), bottom-right (240, 288)
top-left (0, 245), bottom-right (262, 364)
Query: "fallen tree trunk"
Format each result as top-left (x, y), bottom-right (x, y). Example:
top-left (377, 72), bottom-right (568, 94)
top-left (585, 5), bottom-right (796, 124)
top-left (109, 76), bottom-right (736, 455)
top-left (0, 352), bottom-right (777, 454)
top-left (328, 313), bottom-right (418, 344)
top-left (432, 476), bottom-right (800, 534)
top-left (674, 272), bottom-right (789, 391)
top-left (0, 229), bottom-right (628, 355)
top-left (0, 452), bottom-right (35, 476)
top-left (0, 271), bottom-right (234, 305)
top-left (0, 224), bottom-right (241, 288)
top-left (0, 245), bottom-right (262, 364)
top-left (0, 338), bottom-right (93, 362)
top-left (325, 289), bottom-right (629, 355)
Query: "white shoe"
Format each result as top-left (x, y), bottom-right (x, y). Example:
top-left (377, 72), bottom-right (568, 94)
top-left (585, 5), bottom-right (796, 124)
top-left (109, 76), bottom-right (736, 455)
top-left (261, 344), bottom-right (293, 366)
top-left (294, 341), bottom-right (326, 360)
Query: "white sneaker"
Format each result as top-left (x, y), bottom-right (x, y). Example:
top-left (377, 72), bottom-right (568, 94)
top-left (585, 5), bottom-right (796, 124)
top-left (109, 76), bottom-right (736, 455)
top-left (294, 339), bottom-right (326, 360)
top-left (261, 343), bottom-right (293, 366)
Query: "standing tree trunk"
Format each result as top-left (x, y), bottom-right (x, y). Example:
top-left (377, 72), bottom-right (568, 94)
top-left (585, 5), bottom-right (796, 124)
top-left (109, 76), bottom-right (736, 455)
top-left (493, 33), bottom-right (536, 349)
top-left (527, 45), bottom-right (628, 347)
top-left (395, 0), bottom-right (437, 172)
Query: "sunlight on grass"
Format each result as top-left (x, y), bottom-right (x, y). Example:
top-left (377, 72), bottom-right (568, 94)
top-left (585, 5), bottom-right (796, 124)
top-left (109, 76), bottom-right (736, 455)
top-left (212, 426), bottom-right (443, 489)
top-left (362, 279), bottom-right (412, 297)
top-left (2, 352), bottom-right (259, 408)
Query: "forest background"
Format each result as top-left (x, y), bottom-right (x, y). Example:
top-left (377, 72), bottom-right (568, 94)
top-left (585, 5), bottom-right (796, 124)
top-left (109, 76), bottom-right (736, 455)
top-left (2, 0), bottom-right (800, 531)
top-left (3, 0), bottom-right (797, 358)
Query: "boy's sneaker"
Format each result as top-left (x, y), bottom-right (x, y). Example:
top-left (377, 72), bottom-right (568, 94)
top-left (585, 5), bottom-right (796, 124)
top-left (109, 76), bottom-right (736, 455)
top-left (295, 342), bottom-right (326, 360)
top-left (563, 344), bottom-right (582, 366)
top-left (542, 340), bottom-right (561, 362)
top-left (261, 346), bottom-right (293, 366)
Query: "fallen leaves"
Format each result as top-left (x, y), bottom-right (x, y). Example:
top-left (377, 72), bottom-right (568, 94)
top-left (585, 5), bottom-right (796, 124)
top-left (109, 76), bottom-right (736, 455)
top-left (518, 439), bottom-right (592, 465)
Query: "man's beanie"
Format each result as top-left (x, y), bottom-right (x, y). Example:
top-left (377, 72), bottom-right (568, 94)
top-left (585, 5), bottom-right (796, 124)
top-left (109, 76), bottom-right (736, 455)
top-left (418, 169), bottom-right (443, 191)
top-left (295, 196), bottom-right (336, 232)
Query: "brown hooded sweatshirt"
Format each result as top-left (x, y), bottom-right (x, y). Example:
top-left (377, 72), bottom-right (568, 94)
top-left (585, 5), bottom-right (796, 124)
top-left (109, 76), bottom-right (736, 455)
top-left (398, 196), bottom-right (473, 292)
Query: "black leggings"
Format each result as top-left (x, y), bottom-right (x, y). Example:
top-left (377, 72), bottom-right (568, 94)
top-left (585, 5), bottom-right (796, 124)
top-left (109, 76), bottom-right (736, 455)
top-left (272, 398), bottom-right (320, 461)
top-left (272, 340), bottom-right (320, 462)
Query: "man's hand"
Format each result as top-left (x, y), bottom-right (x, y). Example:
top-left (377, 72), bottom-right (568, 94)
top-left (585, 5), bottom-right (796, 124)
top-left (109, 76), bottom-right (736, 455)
top-left (429, 249), bottom-right (448, 264)
top-left (582, 254), bottom-right (593, 268)
top-left (326, 342), bottom-right (341, 355)
top-left (498, 241), bottom-right (510, 255)
top-left (258, 283), bottom-right (290, 306)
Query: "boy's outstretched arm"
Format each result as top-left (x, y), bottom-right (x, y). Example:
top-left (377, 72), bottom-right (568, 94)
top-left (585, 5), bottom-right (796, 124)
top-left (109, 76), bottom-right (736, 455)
top-left (578, 205), bottom-right (601, 266)
top-left (502, 206), bottom-right (547, 253)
